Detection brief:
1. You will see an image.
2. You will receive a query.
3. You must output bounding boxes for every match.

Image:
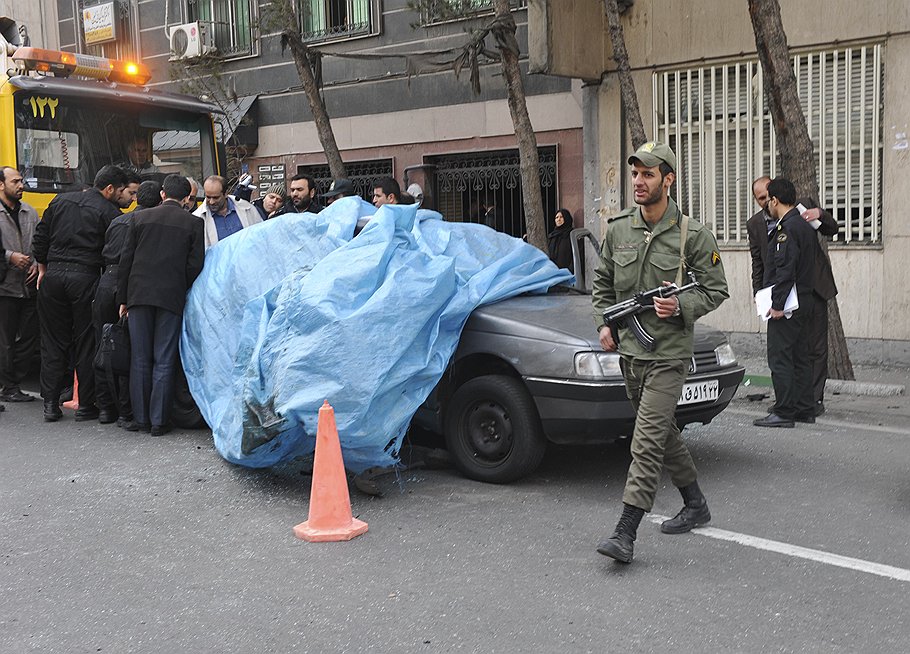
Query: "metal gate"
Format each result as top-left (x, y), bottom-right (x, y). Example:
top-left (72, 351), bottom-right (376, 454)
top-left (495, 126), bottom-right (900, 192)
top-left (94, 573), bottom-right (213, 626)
top-left (296, 158), bottom-right (393, 202)
top-left (429, 147), bottom-right (557, 238)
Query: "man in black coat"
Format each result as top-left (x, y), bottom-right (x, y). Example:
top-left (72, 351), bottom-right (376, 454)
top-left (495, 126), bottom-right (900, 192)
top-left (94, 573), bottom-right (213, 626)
top-left (747, 176), bottom-right (839, 417)
top-left (117, 175), bottom-right (204, 436)
top-left (31, 165), bottom-right (128, 422)
top-left (753, 177), bottom-right (817, 428)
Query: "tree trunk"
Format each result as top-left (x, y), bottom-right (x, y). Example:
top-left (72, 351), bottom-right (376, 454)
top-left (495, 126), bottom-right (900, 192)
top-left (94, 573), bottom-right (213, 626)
top-left (748, 0), bottom-right (854, 380)
top-left (603, 0), bottom-right (647, 149)
top-left (491, 0), bottom-right (546, 252)
top-left (281, 30), bottom-right (347, 179)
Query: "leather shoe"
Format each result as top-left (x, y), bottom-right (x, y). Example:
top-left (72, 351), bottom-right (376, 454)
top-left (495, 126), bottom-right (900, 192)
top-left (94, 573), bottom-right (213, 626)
top-left (0, 388), bottom-right (36, 402)
top-left (98, 409), bottom-right (118, 424)
top-left (74, 406), bottom-right (100, 421)
top-left (117, 415), bottom-right (135, 429)
top-left (150, 424), bottom-right (172, 437)
top-left (122, 420), bottom-right (151, 433)
top-left (44, 400), bottom-right (63, 422)
top-left (753, 412), bottom-right (795, 428)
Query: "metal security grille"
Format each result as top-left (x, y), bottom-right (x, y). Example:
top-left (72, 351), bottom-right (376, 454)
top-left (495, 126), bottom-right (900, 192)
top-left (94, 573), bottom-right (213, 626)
top-left (299, 0), bottom-right (374, 42)
top-left (296, 159), bottom-right (393, 201)
top-left (422, 0), bottom-right (527, 24)
top-left (188, 0), bottom-right (254, 57)
top-left (429, 147), bottom-right (557, 239)
top-left (653, 43), bottom-right (882, 244)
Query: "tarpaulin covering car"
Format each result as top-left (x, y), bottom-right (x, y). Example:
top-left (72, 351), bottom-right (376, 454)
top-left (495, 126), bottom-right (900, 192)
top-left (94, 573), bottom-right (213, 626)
top-left (181, 198), bottom-right (573, 473)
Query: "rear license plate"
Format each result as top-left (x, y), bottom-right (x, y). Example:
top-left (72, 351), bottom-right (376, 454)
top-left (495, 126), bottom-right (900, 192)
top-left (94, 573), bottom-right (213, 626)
top-left (678, 379), bottom-right (719, 405)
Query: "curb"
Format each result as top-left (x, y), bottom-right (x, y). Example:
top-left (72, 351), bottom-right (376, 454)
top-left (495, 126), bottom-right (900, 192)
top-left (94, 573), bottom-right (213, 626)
top-left (826, 379), bottom-right (905, 397)
top-left (741, 372), bottom-right (905, 397)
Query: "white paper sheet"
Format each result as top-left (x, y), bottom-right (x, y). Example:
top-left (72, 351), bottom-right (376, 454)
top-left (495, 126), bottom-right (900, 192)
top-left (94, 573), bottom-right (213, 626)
top-left (755, 284), bottom-right (799, 321)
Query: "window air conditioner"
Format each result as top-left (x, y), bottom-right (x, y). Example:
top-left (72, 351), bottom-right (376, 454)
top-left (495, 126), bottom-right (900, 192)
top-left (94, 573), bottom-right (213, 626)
top-left (168, 21), bottom-right (212, 61)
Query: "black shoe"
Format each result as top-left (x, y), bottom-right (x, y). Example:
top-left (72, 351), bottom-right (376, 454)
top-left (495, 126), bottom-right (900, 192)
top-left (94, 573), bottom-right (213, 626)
top-left (0, 388), bottom-right (36, 402)
top-left (123, 420), bottom-right (151, 433)
top-left (98, 409), bottom-right (118, 424)
top-left (44, 400), bottom-right (63, 422)
top-left (74, 405), bottom-right (100, 421)
top-left (814, 401), bottom-right (825, 417)
top-left (794, 414), bottom-right (815, 424)
top-left (597, 503), bottom-right (645, 564)
top-left (117, 415), bottom-right (135, 429)
top-left (753, 412), bottom-right (795, 428)
top-left (150, 424), bottom-right (173, 437)
top-left (661, 481), bottom-right (711, 534)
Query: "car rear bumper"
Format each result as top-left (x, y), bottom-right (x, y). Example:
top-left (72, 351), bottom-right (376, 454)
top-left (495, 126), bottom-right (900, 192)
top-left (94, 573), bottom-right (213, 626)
top-left (525, 365), bottom-right (746, 445)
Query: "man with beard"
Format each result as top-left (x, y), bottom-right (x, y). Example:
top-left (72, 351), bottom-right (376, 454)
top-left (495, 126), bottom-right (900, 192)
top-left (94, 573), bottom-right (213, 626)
top-left (31, 165), bottom-right (128, 421)
top-left (89, 171), bottom-right (142, 425)
top-left (591, 142), bottom-right (729, 564)
top-left (0, 167), bottom-right (40, 403)
top-left (193, 175), bottom-right (261, 249)
top-left (274, 174), bottom-right (323, 216)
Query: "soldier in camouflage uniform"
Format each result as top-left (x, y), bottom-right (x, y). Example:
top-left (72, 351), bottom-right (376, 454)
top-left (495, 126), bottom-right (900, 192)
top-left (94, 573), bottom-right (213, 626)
top-left (591, 142), bottom-right (729, 564)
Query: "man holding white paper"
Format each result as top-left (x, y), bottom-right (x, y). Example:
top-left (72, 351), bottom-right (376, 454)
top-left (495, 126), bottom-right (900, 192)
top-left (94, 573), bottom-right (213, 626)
top-left (753, 178), bottom-right (817, 428)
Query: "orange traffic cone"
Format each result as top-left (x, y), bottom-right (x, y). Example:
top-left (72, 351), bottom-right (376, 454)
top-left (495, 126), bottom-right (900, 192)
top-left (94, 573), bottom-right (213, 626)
top-left (293, 400), bottom-right (368, 542)
top-left (62, 373), bottom-right (79, 410)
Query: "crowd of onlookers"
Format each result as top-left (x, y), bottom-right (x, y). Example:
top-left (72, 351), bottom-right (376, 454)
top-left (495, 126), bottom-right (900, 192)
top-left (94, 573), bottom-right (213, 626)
top-left (0, 164), bottom-right (436, 434)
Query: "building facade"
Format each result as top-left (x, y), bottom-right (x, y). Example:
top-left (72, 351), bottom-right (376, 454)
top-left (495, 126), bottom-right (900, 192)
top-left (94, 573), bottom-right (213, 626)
top-left (531, 0), bottom-right (910, 363)
top-left (48, 0), bottom-right (584, 238)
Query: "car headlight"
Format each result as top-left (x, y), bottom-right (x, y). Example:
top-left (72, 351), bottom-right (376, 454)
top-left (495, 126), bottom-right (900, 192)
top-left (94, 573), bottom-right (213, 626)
top-left (574, 351), bottom-right (623, 378)
top-left (714, 342), bottom-right (737, 367)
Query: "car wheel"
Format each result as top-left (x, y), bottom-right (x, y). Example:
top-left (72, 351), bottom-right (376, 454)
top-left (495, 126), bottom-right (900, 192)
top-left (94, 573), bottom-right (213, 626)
top-left (444, 375), bottom-right (546, 483)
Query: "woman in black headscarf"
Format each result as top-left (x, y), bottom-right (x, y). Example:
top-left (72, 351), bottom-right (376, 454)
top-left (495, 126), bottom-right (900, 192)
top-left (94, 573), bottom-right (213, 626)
top-left (547, 208), bottom-right (574, 273)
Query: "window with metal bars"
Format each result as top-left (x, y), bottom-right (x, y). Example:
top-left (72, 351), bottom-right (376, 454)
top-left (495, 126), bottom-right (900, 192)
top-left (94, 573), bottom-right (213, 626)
top-left (296, 159), bottom-right (393, 201)
top-left (428, 147), bottom-right (557, 239)
top-left (420, 0), bottom-right (527, 25)
top-left (187, 0), bottom-right (254, 58)
top-left (653, 43), bottom-right (882, 244)
top-left (299, 0), bottom-right (376, 43)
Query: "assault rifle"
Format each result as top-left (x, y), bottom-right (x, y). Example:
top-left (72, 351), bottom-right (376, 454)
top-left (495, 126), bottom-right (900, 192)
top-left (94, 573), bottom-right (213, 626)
top-left (602, 272), bottom-right (699, 352)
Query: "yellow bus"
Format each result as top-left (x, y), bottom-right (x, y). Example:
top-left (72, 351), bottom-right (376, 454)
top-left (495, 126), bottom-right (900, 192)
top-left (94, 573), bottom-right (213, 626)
top-left (0, 21), bottom-right (222, 216)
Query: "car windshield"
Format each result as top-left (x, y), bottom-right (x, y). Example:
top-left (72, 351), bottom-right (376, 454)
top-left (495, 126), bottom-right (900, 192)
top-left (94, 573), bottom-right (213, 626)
top-left (14, 90), bottom-right (214, 191)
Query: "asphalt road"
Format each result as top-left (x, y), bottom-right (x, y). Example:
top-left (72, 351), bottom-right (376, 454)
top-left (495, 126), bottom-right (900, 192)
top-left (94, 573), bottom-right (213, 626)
top-left (2, 390), bottom-right (909, 653)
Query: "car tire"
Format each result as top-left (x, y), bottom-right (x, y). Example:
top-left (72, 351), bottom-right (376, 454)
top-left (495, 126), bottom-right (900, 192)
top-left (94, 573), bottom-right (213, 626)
top-left (444, 375), bottom-right (546, 483)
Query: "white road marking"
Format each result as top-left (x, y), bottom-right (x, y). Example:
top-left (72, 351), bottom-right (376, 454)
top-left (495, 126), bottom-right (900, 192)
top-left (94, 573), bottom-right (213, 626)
top-left (648, 514), bottom-right (910, 583)
top-left (725, 407), bottom-right (910, 437)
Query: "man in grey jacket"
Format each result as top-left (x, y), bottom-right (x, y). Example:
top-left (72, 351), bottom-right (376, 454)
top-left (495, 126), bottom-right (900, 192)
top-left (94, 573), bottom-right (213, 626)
top-left (0, 167), bottom-right (39, 403)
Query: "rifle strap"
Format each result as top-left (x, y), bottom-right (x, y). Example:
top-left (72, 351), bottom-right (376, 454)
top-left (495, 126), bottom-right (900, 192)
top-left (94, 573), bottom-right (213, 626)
top-left (676, 213), bottom-right (689, 286)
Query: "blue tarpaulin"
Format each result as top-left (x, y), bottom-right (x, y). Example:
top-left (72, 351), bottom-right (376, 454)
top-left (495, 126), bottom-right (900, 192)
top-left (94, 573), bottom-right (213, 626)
top-left (181, 198), bottom-right (573, 472)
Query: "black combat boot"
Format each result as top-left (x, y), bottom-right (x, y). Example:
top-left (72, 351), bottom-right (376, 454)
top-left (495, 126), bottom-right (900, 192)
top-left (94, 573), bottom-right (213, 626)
top-left (661, 480), bottom-right (711, 534)
top-left (44, 399), bottom-right (63, 422)
top-left (597, 503), bottom-right (646, 563)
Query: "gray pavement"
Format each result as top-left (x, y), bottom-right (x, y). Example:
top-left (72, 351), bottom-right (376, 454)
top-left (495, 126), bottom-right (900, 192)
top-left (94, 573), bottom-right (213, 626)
top-left (2, 379), bottom-right (910, 653)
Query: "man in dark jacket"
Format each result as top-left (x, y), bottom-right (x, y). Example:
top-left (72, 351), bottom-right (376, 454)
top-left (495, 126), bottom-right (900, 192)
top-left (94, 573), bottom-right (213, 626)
top-left (747, 176), bottom-right (838, 417)
top-left (754, 177), bottom-right (817, 428)
top-left (32, 165), bottom-right (128, 422)
top-left (0, 167), bottom-right (40, 403)
top-left (117, 175), bottom-right (204, 436)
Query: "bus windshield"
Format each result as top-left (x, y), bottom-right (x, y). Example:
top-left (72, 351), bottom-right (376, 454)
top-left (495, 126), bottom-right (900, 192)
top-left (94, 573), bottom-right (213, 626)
top-left (14, 90), bottom-right (216, 192)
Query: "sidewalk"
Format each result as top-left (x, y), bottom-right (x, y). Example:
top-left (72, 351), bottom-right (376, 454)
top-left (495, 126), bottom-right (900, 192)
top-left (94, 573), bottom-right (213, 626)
top-left (737, 356), bottom-right (906, 397)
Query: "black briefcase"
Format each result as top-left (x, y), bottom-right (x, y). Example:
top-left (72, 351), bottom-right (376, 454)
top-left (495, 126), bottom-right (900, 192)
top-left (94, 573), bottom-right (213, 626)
top-left (95, 316), bottom-right (131, 376)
